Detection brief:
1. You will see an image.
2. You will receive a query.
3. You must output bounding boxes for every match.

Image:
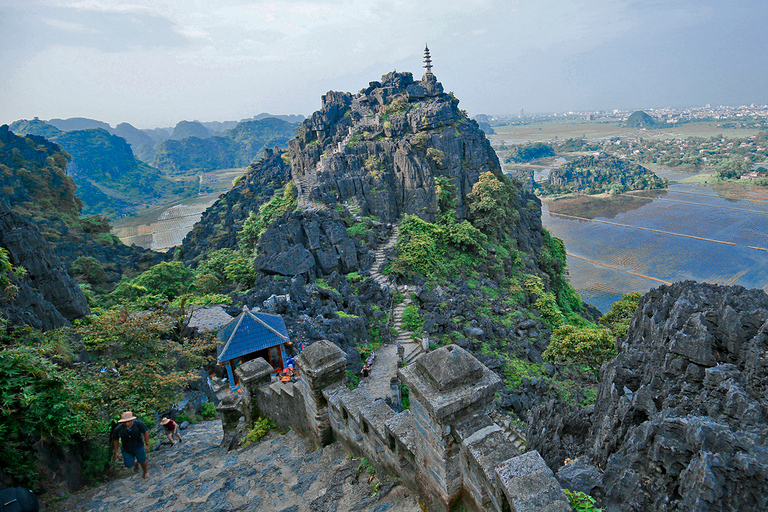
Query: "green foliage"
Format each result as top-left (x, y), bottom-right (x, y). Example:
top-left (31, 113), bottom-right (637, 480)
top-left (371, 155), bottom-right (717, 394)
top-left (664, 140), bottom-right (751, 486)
top-left (564, 488), bottom-right (603, 511)
top-left (600, 292), bottom-right (642, 339)
top-left (154, 118), bottom-right (296, 173)
top-left (346, 370), bottom-right (360, 390)
top-left (76, 307), bottom-right (213, 415)
top-left (347, 222), bottom-right (372, 239)
top-left (467, 172), bottom-right (520, 235)
top-left (111, 261), bottom-right (194, 304)
top-left (70, 256), bottom-right (108, 285)
top-left (400, 383), bottom-right (410, 410)
top-left (504, 142), bottom-right (555, 163)
top-left (196, 248), bottom-right (257, 289)
top-left (356, 457), bottom-right (376, 477)
top-left (1, 247), bottom-right (27, 300)
top-left (543, 324), bottom-right (617, 376)
top-left (538, 155), bottom-right (668, 196)
top-left (201, 402), bottom-right (217, 420)
top-left (716, 155), bottom-right (750, 179)
top-left (240, 417), bottom-right (276, 447)
top-left (401, 303), bottom-right (423, 332)
top-left (175, 412), bottom-right (197, 425)
top-left (426, 148), bottom-right (445, 166)
top-left (337, 311), bottom-right (359, 319)
top-left (502, 358), bottom-right (546, 389)
top-left (383, 96), bottom-right (410, 116)
top-left (239, 182), bottom-right (297, 249)
top-left (0, 329), bottom-right (102, 489)
top-left (535, 292), bottom-right (564, 329)
top-left (412, 132), bottom-right (429, 152)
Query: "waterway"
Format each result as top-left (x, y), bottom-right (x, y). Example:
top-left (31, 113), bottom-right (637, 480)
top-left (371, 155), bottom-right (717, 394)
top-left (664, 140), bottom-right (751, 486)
top-left (542, 170), bottom-right (768, 312)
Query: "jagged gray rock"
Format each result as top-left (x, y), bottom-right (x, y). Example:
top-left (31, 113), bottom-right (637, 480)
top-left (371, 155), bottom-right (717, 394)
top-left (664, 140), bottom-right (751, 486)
top-left (528, 281), bottom-right (768, 511)
top-left (0, 199), bottom-right (89, 329)
top-left (289, 71), bottom-right (503, 223)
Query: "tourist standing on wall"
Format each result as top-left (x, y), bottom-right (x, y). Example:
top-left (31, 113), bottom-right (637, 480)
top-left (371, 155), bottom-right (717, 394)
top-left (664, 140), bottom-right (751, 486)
top-left (112, 411), bottom-right (150, 479)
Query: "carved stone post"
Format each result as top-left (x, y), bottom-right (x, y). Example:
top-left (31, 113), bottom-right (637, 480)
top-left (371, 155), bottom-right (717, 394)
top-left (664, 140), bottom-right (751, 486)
top-left (235, 358), bottom-right (274, 421)
top-left (295, 340), bottom-right (347, 447)
top-left (399, 345), bottom-right (501, 512)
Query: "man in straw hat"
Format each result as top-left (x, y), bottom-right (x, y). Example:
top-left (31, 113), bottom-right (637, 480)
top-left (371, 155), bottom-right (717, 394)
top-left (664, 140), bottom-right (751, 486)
top-left (111, 411), bottom-right (150, 479)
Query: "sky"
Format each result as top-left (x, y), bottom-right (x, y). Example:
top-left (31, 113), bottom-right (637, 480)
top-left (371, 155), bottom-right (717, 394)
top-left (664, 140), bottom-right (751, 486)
top-left (1, 0), bottom-right (766, 129)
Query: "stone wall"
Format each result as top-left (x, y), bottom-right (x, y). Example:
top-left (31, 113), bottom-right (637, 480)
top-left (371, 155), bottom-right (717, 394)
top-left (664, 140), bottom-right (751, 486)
top-left (223, 343), bottom-right (570, 512)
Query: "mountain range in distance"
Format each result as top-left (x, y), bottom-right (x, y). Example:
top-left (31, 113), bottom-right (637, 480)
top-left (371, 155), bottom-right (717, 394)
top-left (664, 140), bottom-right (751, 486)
top-left (7, 113), bottom-right (303, 217)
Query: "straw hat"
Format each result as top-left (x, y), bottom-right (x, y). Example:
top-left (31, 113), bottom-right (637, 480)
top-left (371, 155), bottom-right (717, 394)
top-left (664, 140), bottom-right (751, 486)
top-left (118, 411), bottom-right (137, 423)
top-left (160, 417), bottom-right (171, 426)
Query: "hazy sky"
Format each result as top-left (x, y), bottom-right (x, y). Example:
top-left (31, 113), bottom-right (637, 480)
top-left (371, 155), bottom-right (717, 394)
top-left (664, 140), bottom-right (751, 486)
top-left (1, 0), bottom-right (766, 128)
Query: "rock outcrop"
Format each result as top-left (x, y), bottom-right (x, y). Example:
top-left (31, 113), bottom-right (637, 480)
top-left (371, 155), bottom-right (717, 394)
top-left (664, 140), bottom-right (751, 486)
top-left (0, 199), bottom-right (90, 329)
top-left (290, 71), bottom-right (503, 223)
top-left (528, 281), bottom-right (768, 511)
top-left (176, 148), bottom-right (291, 264)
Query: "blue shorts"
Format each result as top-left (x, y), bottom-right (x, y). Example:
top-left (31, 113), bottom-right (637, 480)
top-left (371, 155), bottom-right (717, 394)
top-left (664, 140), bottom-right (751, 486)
top-left (122, 446), bottom-right (147, 467)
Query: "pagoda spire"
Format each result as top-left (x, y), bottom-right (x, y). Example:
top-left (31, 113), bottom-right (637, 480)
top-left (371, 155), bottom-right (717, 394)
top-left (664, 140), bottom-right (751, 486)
top-left (423, 44), bottom-right (433, 77)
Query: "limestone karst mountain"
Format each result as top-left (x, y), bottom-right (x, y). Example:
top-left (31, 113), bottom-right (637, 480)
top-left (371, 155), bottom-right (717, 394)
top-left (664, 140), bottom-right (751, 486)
top-left (152, 117), bottom-right (298, 174)
top-left (0, 125), bottom-right (163, 326)
top-left (528, 281), bottom-right (768, 511)
top-left (290, 70), bottom-right (502, 223)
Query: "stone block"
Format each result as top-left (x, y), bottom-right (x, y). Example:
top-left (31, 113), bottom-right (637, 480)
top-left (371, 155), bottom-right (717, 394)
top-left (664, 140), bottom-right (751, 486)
top-left (496, 451), bottom-right (570, 512)
top-left (399, 345), bottom-right (500, 423)
top-left (235, 358), bottom-right (273, 389)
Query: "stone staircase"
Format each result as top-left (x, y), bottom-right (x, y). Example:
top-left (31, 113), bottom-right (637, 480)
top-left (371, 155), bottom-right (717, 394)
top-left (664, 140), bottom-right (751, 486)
top-left (490, 410), bottom-right (527, 455)
top-left (369, 225), bottom-right (399, 291)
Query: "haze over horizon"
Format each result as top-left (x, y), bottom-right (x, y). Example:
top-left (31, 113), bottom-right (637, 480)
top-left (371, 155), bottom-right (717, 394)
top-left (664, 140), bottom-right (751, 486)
top-left (2, 0), bottom-right (766, 129)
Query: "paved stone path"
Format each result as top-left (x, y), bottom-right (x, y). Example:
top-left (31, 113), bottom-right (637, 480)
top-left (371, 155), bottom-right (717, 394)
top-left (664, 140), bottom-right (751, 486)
top-left (358, 227), bottom-right (424, 402)
top-left (57, 420), bottom-right (420, 512)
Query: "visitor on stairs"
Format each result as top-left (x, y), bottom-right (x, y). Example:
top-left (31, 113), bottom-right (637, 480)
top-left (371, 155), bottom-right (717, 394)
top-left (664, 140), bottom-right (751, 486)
top-left (160, 417), bottom-right (183, 445)
top-left (112, 411), bottom-right (150, 479)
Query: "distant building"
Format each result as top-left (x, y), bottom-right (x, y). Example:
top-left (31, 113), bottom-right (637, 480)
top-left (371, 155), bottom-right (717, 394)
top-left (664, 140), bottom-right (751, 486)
top-left (519, 108), bottom-right (524, 118)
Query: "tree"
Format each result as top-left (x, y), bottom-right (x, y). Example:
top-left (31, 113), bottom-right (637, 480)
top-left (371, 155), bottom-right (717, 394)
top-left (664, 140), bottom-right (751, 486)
top-left (600, 291), bottom-right (642, 339)
top-left (543, 324), bottom-right (617, 377)
top-left (467, 172), bottom-right (520, 235)
top-left (716, 156), bottom-right (750, 179)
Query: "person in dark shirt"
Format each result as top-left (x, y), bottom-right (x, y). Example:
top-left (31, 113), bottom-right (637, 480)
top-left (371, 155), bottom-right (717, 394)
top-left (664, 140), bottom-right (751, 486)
top-left (111, 411), bottom-right (150, 479)
top-left (160, 417), bottom-right (183, 445)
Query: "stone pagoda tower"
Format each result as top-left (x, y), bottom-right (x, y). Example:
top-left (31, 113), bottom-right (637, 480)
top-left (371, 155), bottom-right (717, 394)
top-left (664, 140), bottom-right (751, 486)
top-left (423, 44), bottom-right (434, 79)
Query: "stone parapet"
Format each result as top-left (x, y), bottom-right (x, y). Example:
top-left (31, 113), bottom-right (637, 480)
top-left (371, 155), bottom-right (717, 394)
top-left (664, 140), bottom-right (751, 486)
top-left (223, 341), bottom-right (570, 512)
top-left (496, 451), bottom-right (571, 512)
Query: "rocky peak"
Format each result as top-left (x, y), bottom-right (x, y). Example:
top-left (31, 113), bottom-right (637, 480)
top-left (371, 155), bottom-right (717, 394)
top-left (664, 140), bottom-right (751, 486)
top-left (527, 281), bottom-right (768, 511)
top-left (289, 71), bottom-right (502, 222)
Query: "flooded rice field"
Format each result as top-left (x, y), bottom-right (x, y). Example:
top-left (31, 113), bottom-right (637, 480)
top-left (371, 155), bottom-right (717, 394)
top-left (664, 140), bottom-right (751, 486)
top-left (543, 171), bottom-right (768, 312)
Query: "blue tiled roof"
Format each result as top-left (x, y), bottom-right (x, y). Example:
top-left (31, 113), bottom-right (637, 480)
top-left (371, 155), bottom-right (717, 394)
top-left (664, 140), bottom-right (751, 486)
top-left (216, 310), bottom-right (289, 363)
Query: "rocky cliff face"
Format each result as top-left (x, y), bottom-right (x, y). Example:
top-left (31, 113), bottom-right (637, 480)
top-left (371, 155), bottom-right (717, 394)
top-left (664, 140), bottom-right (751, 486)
top-left (290, 71), bottom-right (502, 223)
top-left (527, 281), bottom-right (768, 511)
top-left (0, 199), bottom-right (89, 329)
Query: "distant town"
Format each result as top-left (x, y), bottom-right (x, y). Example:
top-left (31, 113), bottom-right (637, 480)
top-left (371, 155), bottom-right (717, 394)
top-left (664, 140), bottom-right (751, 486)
top-left (492, 104), bottom-right (768, 128)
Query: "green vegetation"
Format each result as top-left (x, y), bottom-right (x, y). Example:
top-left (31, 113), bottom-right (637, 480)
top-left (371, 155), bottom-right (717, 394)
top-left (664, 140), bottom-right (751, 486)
top-left (240, 417), bottom-right (276, 447)
top-left (239, 182), bottom-right (297, 250)
top-left (1, 248), bottom-right (26, 299)
top-left (201, 402), bottom-right (217, 420)
top-left (564, 489), bottom-right (603, 511)
top-left (543, 292), bottom-right (641, 376)
top-left (401, 303), bottom-right (423, 333)
top-left (538, 155), bottom-right (668, 196)
top-left (356, 457), bottom-right (376, 477)
top-left (625, 110), bottom-right (655, 128)
top-left (504, 142), bottom-right (555, 163)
